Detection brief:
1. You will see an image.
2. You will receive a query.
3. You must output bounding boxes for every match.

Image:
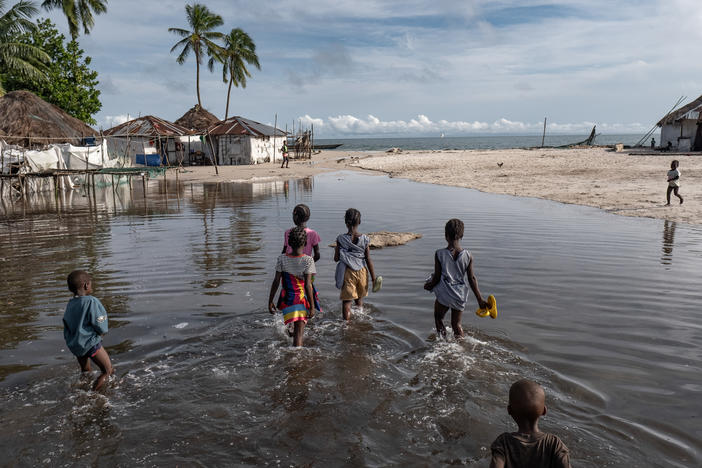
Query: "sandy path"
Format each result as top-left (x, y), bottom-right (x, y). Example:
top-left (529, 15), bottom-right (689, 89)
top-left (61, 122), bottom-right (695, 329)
top-left (174, 147), bottom-right (701, 225)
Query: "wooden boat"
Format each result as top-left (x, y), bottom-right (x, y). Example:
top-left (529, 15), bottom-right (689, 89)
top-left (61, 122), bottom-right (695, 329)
top-left (312, 143), bottom-right (342, 150)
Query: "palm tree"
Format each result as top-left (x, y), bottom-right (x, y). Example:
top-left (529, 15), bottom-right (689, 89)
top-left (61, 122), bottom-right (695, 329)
top-left (0, 0), bottom-right (50, 94)
top-left (41, 0), bottom-right (107, 39)
top-left (169, 3), bottom-right (223, 108)
top-left (215, 28), bottom-right (260, 120)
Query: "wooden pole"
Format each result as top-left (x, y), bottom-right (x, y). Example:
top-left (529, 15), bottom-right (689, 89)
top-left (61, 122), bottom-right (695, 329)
top-left (205, 129), bottom-right (219, 175)
top-left (273, 113), bottom-right (278, 163)
top-left (541, 117), bottom-right (547, 147)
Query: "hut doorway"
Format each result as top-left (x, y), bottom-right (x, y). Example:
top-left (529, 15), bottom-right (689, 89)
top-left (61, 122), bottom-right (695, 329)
top-left (694, 123), bottom-right (702, 151)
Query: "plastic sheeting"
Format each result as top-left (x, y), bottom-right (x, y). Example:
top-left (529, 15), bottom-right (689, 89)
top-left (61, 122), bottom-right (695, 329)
top-left (0, 140), bottom-right (125, 197)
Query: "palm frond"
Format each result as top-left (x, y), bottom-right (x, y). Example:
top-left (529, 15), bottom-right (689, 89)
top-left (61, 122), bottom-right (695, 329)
top-left (169, 36), bottom-right (191, 53)
top-left (1, 0), bottom-right (40, 36)
top-left (168, 27), bottom-right (190, 38)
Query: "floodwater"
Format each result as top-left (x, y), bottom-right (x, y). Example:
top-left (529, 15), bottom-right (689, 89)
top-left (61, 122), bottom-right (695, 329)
top-left (0, 172), bottom-right (701, 467)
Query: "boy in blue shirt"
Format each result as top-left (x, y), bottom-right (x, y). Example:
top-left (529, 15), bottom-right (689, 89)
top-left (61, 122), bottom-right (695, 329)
top-left (63, 270), bottom-right (113, 391)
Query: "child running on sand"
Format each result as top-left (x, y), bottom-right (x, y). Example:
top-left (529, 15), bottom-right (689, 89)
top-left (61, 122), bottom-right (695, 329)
top-left (334, 208), bottom-right (377, 320)
top-left (269, 226), bottom-right (320, 346)
top-left (666, 160), bottom-right (684, 206)
top-left (424, 218), bottom-right (488, 338)
top-left (63, 270), bottom-right (113, 391)
top-left (490, 379), bottom-right (571, 468)
top-left (282, 204), bottom-right (321, 262)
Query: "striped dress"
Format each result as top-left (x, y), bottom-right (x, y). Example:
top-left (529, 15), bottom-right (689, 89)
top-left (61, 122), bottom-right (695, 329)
top-left (275, 254), bottom-right (321, 324)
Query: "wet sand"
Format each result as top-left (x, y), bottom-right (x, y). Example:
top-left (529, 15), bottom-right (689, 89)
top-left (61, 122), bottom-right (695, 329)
top-left (176, 148), bottom-right (701, 225)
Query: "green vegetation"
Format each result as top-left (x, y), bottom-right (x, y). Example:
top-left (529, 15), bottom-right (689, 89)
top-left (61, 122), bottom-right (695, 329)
top-left (169, 3), bottom-right (260, 113)
top-left (169, 3), bottom-right (224, 108)
top-left (0, 0), bottom-right (50, 95)
top-left (219, 28), bottom-right (260, 120)
top-left (3, 19), bottom-right (101, 124)
top-left (41, 0), bottom-right (107, 39)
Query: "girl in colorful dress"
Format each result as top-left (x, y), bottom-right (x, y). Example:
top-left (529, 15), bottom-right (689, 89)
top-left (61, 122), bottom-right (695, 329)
top-left (268, 226), bottom-right (321, 346)
top-left (424, 218), bottom-right (488, 338)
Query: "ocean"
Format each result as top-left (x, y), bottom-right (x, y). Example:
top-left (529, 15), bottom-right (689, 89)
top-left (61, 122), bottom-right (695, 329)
top-left (314, 134), bottom-right (648, 151)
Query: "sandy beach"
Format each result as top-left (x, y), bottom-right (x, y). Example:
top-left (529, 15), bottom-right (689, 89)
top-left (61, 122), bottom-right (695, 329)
top-left (176, 147), bottom-right (701, 225)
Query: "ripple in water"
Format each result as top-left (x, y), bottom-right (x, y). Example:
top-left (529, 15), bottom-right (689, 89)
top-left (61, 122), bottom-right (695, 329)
top-left (1, 173), bottom-right (701, 466)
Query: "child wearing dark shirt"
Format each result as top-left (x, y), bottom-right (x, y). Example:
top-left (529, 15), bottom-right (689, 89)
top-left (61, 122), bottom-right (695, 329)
top-left (490, 379), bottom-right (571, 468)
top-left (63, 270), bottom-right (113, 391)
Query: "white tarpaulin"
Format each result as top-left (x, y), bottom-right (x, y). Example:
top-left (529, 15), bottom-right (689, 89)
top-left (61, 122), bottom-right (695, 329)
top-left (1, 140), bottom-right (125, 196)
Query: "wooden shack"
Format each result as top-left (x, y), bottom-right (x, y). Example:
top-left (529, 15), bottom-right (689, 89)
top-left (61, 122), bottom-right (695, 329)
top-left (657, 94), bottom-right (702, 151)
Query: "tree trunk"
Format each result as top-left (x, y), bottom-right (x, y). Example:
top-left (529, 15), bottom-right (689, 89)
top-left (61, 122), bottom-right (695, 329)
top-left (225, 78), bottom-right (233, 120)
top-left (196, 54), bottom-right (202, 107)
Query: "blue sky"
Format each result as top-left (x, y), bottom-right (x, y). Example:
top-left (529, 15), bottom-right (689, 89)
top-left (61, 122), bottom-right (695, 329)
top-left (40, 0), bottom-right (702, 136)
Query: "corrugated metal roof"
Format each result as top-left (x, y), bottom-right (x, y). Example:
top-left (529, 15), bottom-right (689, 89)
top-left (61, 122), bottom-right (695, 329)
top-left (104, 115), bottom-right (191, 136)
top-left (208, 116), bottom-right (286, 137)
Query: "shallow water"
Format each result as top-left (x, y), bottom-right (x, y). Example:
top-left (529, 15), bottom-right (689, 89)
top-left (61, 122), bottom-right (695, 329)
top-left (0, 172), bottom-right (700, 466)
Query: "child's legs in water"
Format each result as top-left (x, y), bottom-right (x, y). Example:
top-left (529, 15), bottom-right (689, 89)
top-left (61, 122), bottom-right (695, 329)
top-left (434, 300), bottom-right (449, 337)
top-left (342, 300), bottom-right (352, 320)
top-left (90, 347), bottom-right (113, 391)
top-left (293, 321), bottom-right (305, 346)
top-left (450, 309), bottom-right (464, 337)
top-left (342, 298), bottom-right (364, 320)
top-left (77, 356), bottom-right (91, 372)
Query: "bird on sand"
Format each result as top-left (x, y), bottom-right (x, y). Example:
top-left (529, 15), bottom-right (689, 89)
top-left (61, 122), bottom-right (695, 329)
top-left (497, 162), bottom-right (504, 168)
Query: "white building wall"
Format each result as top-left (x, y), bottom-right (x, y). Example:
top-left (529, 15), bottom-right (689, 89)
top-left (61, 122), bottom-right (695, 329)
top-left (216, 135), bottom-right (283, 165)
top-left (660, 121), bottom-right (699, 149)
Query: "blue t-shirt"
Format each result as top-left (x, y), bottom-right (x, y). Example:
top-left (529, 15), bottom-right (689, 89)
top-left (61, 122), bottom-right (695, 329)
top-left (63, 295), bottom-right (109, 357)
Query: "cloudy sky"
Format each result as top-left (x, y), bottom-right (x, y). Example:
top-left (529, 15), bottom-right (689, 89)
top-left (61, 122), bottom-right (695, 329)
top-left (41, 0), bottom-right (702, 137)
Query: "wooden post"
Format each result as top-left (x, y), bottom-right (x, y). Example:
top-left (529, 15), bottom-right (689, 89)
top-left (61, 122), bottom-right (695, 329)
top-left (273, 113), bottom-right (278, 163)
top-left (205, 129), bottom-right (219, 175)
top-left (142, 174), bottom-right (147, 199)
top-left (541, 117), bottom-right (547, 147)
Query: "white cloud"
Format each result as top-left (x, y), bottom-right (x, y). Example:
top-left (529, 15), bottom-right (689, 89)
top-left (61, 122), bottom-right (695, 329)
top-left (302, 114), bottom-right (647, 136)
top-left (37, 1), bottom-right (702, 136)
top-left (102, 114), bottom-right (130, 130)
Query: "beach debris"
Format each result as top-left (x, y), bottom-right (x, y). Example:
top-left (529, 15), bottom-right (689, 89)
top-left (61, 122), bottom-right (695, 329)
top-left (386, 147), bottom-right (403, 153)
top-left (614, 144), bottom-right (624, 152)
top-left (329, 231), bottom-right (422, 249)
top-left (497, 162), bottom-right (504, 167)
top-left (173, 322), bottom-right (189, 329)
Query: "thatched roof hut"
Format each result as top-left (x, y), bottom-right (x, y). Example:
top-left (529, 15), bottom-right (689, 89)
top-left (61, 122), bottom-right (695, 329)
top-left (175, 105), bottom-right (219, 133)
top-left (0, 90), bottom-right (96, 147)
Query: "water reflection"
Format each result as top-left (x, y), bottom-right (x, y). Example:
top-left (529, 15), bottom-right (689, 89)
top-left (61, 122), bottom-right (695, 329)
top-left (0, 176), bottom-right (309, 383)
top-left (661, 220), bottom-right (676, 266)
top-left (2, 173), bottom-right (702, 466)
